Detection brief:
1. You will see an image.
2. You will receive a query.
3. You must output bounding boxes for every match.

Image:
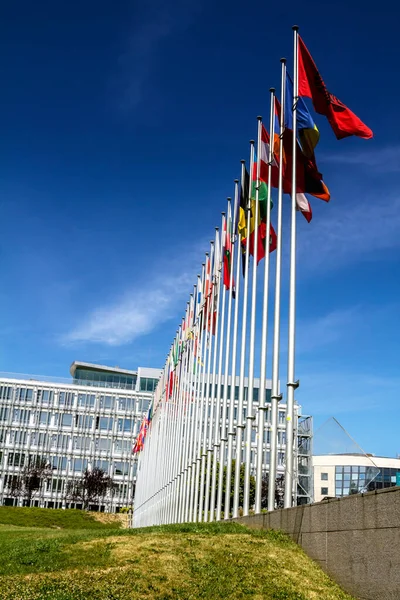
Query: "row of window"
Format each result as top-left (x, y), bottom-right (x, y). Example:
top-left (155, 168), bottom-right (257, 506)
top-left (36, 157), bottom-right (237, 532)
top-left (0, 386), bottom-right (151, 413)
top-left (1, 433), bottom-right (135, 454)
top-left (0, 410), bottom-right (140, 433)
top-left (3, 453), bottom-right (133, 475)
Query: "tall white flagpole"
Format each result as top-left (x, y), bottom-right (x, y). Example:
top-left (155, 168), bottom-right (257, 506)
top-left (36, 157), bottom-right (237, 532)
top-left (194, 258), bottom-right (212, 521)
top-left (269, 58), bottom-right (286, 512)
top-left (189, 267), bottom-right (206, 521)
top-left (255, 88), bottom-right (275, 513)
top-left (210, 211), bottom-right (229, 521)
top-left (285, 26), bottom-right (299, 509)
top-left (243, 118), bottom-right (262, 516)
top-left (204, 227), bottom-right (222, 520)
top-left (198, 233), bottom-right (218, 521)
top-left (216, 193), bottom-right (236, 521)
top-left (224, 175), bottom-right (242, 520)
top-left (233, 141), bottom-right (254, 518)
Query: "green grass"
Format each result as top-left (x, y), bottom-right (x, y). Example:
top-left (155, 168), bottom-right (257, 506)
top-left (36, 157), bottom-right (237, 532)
top-left (0, 506), bottom-right (122, 530)
top-left (0, 515), bottom-right (355, 600)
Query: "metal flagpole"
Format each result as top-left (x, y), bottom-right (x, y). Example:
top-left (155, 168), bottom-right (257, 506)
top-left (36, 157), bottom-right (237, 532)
top-left (189, 268), bottom-right (206, 521)
top-left (193, 260), bottom-right (211, 521)
top-left (210, 212), bottom-right (228, 521)
top-left (224, 176), bottom-right (242, 520)
top-left (255, 89), bottom-right (275, 513)
top-left (204, 227), bottom-right (222, 520)
top-left (285, 26), bottom-right (299, 509)
top-left (269, 58), bottom-right (286, 512)
top-left (243, 118), bottom-right (262, 516)
top-left (198, 235), bottom-right (217, 521)
top-left (216, 194), bottom-right (236, 521)
top-left (233, 141), bottom-right (254, 518)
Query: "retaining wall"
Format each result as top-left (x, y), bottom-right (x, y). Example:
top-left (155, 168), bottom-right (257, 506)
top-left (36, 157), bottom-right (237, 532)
top-left (235, 486), bottom-right (400, 600)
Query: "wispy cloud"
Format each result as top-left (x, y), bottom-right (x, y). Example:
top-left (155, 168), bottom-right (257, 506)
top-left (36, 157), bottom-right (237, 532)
top-left (324, 144), bottom-right (400, 173)
top-left (63, 272), bottom-right (193, 346)
top-left (114, 1), bottom-right (200, 111)
top-left (63, 238), bottom-right (207, 346)
top-left (296, 307), bottom-right (361, 353)
top-left (298, 193), bottom-right (400, 270)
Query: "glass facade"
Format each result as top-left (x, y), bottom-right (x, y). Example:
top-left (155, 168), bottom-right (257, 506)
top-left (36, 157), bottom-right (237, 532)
top-left (73, 368), bottom-right (137, 390)
top-left (0, 379), bottom-right (152, 511)
top-left (334, 465), bottom-right (400, 497)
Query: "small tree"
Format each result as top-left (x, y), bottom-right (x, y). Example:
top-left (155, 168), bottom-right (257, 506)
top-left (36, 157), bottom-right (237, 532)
top-left (66, 467), bottom-right (116, 510)
top-left (261, 473), bottom-right (285, 509)
top-left (7, 457), bottom-right (53, 506)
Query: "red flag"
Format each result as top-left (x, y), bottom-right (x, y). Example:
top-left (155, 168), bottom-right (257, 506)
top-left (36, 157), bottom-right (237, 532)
top-left (298, 36), bottom-right (373, 140)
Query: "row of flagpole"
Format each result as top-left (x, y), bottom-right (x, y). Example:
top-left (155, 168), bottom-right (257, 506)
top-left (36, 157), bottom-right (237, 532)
top-left (132, 26), bottom-right (372, 526)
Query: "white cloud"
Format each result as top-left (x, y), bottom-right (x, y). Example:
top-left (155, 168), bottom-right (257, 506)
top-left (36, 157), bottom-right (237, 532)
top-left (64, 271), bottom-right (193, 346)
top-left (298, 193), bottom-right (400, 270)
top-left (296, 307), bottom-right (361, 353)
top-left (324, 145), bottom-right (400, 173)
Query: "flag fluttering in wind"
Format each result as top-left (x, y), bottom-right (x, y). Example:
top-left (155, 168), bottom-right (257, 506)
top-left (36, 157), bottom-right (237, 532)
top-left (132, 405), bottom-right (152, 454)
top-left (285, 72), bottom-right (319, 158)
top-left (223, 209), bottom-right (236, 297)
top-left (298, 36), bottom-right (373, 140)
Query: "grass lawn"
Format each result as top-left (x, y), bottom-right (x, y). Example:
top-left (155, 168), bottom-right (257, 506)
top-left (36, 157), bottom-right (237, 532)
top-left (0, 510), bottom-right (355, 600)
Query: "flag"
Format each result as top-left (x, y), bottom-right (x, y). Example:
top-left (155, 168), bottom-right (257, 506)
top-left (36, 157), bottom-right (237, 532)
top-left (296, 193), bottom-right (312, 223)
top-left (237, 167), bottom-right (249, 238)
top-left (285, 72), bottom-right (319, 158)
top-left (298, 36), bottom-right (373, 140)
top-left (132, 413), bottom-right (150, 454)
top-left (242, 153), bottom-right (277, 263)
top-left (275, 97), bottom-right (330, 203)
top-left (223, 209), bottom-right (236, 297)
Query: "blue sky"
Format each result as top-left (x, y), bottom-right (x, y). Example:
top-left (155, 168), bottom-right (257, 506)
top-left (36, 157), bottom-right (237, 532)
top-left (0, 1), bottom-right (399, 457)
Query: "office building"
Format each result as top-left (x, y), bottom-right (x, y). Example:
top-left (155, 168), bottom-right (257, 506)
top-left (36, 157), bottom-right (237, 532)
top-left (313, 454), bottom-right (400, 502)
top-left (0, 363), bottom-right (312, 511)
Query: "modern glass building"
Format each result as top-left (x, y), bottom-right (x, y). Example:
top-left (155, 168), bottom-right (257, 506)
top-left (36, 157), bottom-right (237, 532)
top-left (313, 454), bottom-right (400, 502)
top-left (0, 364), bottom-right (161, 511)
top-left (0, 363), bottom-right (312, 511)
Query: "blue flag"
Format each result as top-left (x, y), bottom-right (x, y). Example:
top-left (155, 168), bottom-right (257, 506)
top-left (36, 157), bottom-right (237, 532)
top-left (285, 72), bottom-right (320, 158)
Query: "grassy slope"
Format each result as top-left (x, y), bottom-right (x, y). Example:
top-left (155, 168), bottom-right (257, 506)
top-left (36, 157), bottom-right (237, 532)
top-left (0, 515), bottom-right (355, 600)
top-left (0, 506), bottom-right (122, 529)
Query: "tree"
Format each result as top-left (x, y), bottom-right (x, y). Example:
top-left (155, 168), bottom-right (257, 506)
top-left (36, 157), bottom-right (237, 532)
top-left (260, 473), bottom-right (285, 509)
top-left (66, 467), bottom-right (116, 510)
top-left (202, 460), bottom-right (256, 515)
top-left (6, 457), bottom-right (53, 506)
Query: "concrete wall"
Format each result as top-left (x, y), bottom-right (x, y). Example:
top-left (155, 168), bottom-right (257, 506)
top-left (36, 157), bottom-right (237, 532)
top-left (235, 487), bottom-right (400, 600)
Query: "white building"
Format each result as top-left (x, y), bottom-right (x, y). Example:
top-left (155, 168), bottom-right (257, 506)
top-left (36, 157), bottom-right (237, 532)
top-left (313, 454), bottom-right (400, 503)
top-left (0, 363), bottom-right (161, 511)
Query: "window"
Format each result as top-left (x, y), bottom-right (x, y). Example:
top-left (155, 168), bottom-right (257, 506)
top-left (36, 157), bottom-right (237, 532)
top-left (37, 389), bottom-right (54, 405)
top-left (76, 415), bottom-right (94, 430)
top-left (17, 388), bottom-right (33, 402)
top-left (61, 413), bottom-right (73, 427)
top-left (0, 386), bottom-right (12, 401)
top-left (114, 461), bottom-right (129, 476)
top-left (99, 396), bottom-right (114, 410)
top-left (99, 417), bottom-right (113, 431)
top-left (0, 407), bottom-right (9, 422)
top-left (96, 438), bottom-right (111, 452)
top-left (59, 392), bottom-right (74, 407)
top-left (278, 411), bottom-right (286, 425)
top-left (118, 398), bottom-right (133, 412)
top-left (321, 473), bottom-right (328, 481)
top-left (78, 393), bottom-right (95, 408)
top-left (321, 487), bottom-right (329, 496)
top-left (39, 411), bottom-right (50, 425)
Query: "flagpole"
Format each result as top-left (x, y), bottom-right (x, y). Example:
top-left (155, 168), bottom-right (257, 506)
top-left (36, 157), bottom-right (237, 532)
top-left (285, 26), bottom-right (299, 509)
top-left (224, 176), bottom-right (242, 520)
top-left (243, 119), bottom-right (262, 516)
top-left (204, 227), bottom-right (222, 520)
top-left (255, 89), bottom-right (275, 513)
top-left (210, 210), bottom-right (229, 521)
top-left (198, 234), bottom-right (217, 521)
top-left (216, 194), bottom-right (236, 521)
top-left (193, 260), bottom-right (211, 521)
top-left (233, 141), bottom-right (254, 518)
top-left (269, 58), bottom-right (286, 512)
top-left (188, 263), bottom-right (205, 522)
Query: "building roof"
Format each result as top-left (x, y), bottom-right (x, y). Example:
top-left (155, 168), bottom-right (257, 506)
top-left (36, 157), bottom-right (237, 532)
top-left (70, 361), bottom-right (138, 379)
top-left (313, 454), bottom-right (400, 469)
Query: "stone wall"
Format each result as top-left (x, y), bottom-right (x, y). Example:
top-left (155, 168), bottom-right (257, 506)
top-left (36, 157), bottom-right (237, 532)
top-left (234, 486), bottom-right (400, 600)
